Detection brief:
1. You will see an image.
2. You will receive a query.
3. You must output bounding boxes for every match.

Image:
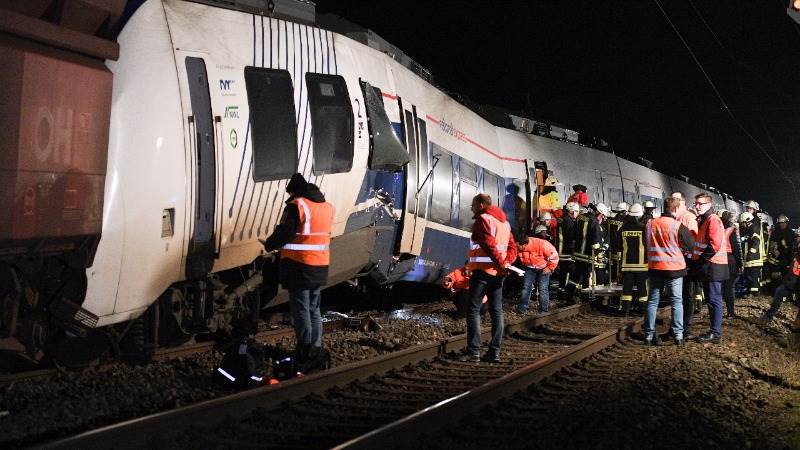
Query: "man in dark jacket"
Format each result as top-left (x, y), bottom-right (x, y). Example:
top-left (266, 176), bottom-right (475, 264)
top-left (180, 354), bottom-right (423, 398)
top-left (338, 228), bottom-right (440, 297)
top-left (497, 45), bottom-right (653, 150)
top-left (766, 215), bottom-right (794, 279)
top-left (566, 203), bottom-right (609, 301)
top-left (761, 230), bottom-right (800, 325)
top-left (262, 173), bottom-right (333, 371)
top-left (556, 202), bottom-right (580, 300)
top-left (720, 211), bottom-right (743, 318)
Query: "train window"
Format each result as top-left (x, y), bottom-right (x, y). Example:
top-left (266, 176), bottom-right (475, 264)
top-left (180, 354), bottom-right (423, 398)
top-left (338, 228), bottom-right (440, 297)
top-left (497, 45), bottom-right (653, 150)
top-left (624, 191), bottom-right (636, 205)
top-left (244, 67), bottom-right (298, 182)
top-left (306, 73), bottom-right (354, 175)
top-left (429, 143), bottom-right (453, 226)
top-left (360, 81), bottom-right (409, 171)
top-left (640, 195), bottom-right (662, 212)
top-left (459, 160), bottom-right (478, 231)
top-left (483, 171), bottom-right (502, 207)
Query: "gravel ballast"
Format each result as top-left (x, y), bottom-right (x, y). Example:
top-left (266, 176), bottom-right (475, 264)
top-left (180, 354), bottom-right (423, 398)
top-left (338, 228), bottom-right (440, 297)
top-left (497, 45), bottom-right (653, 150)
top-left (425, 296), bottom-right (800, 450)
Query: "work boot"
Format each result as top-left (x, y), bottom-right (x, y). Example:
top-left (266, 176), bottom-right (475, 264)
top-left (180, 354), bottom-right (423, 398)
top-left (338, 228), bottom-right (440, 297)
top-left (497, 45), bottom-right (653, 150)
top-left (294, 343), bottom-right (311, 374)
top-left (458, 351), bottom-right (481, 362)
top-left (674, 338), bottom-right (686, 347)
top-left (639, 336), bottom-right (662, 346)
top-left (696, 332), bottom-right (721, 344)
top-left (482, 351), bottom-right (501, 363)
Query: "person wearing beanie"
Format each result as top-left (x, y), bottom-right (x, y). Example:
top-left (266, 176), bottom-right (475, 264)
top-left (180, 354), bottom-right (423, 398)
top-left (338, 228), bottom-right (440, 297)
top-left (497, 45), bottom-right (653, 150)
top-left (262, 173), bottom-right (334, 373)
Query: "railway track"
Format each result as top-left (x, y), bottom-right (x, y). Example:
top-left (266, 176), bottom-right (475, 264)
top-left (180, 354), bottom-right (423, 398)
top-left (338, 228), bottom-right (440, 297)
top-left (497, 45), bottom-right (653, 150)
top-left (0, 319), bottom-right (343, 389)
top-left (42, 304), bottom-right (664, 449)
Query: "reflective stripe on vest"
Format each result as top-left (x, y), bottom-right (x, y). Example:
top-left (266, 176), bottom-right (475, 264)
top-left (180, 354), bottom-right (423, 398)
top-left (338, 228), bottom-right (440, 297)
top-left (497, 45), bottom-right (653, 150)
top-left (692, 214), bottom-right (727, 265)
top-left (467, 213), bottom-right (511, 276)
top-left (646, 217), bottom-right (686, 271)
top-left (621, 229), bottom-right (647, 272)
top-left (724, 226), bottom-right (734, 254)
top-left (572, 215), bottom-right (592, 262)
top-left (280, 197), bottom-right (334, 266)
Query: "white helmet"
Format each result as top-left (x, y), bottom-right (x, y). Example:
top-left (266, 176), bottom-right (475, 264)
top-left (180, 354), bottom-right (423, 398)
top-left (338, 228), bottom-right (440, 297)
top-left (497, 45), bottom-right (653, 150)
top-left (643, 200), bottom-right (655, 209)
top-left (614, 202), bottom-right (629, 213)
top-left (739, 212), bottom-right (754, 223)
top-left (534, 224), bottom-right (549, 235)
top-left (776, 214), bottom-right (789, 224)
top-left (595, 203), bottom-right (611, 217)
top-left (745, 200), bottom-right (759, 210)
top-left (544, 176), bottom-right (560, 187)
top-left (628, 203), bottom-right (644, 217)
top-left (539, 212), bottom-right (553, 221)
top-left (565, 202), bottom-right (580, 213)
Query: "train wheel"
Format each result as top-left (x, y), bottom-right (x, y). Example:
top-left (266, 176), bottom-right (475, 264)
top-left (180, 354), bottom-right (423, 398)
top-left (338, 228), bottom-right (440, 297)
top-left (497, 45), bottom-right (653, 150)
top-left (157, 288), bottom-right (192, 346)
top-left (0, 264), bottom-right (50, 370)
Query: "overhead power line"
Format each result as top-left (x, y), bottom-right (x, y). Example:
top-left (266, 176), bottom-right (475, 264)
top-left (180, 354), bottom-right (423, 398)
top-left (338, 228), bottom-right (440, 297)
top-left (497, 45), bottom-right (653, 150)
top-left (652, 0), bottom-right (800, 204)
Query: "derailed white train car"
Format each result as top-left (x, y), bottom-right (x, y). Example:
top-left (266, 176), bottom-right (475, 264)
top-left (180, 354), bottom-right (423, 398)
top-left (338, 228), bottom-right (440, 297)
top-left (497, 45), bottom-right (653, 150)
top-left (3, 0), bottom-right (768, 363)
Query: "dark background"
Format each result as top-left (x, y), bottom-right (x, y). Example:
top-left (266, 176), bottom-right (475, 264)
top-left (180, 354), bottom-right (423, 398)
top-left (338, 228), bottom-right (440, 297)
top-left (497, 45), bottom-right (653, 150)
top-left (316, 0), bottom-right (800, 222)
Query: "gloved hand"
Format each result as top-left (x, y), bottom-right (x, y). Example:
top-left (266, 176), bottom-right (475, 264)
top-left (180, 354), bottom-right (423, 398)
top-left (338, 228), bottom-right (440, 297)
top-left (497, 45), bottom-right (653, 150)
top-left (442, 277), bottom-right (454, 289)
top-left (591, 243), bottom-right (601, 250)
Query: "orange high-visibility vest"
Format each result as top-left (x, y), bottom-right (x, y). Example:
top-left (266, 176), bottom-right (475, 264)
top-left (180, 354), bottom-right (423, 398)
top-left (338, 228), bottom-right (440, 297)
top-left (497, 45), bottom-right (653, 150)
top-left (519, 237), bottom-right (559, 271)
top-left (280, 197), bottom-right (334, 266)
top-left (646, 216), bottom-right (686, 271)
top-left (792, 257), bottom-right (800, 277)
top-left (724, 226), bottom-right (734, 254)
top-left (467, 213), bottom-right (511, 276)
top-left (692, 214), bottom-right (727, 265)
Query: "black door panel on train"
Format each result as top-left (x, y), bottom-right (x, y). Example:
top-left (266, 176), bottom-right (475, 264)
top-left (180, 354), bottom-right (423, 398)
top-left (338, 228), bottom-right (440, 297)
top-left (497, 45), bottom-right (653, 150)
top-left (185, 57), bottom-right (217, 279)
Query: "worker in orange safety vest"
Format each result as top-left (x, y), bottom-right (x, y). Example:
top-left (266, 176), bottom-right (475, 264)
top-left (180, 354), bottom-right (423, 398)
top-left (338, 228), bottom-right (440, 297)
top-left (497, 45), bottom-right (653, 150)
top-left (642, 196), bottom-right (695, 346)
top-left (516, 224), bottom-right (559, 314)
top-left (461, 194), bottom-right (518, 363)
top-left (691, 192), bottom-right (729, 344)
top-left (263, 173), bottom-right (333, 373)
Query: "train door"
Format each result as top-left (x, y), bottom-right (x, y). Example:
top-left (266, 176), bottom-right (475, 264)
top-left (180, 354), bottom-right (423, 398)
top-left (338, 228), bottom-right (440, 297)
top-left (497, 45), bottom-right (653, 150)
top-left (183, 56), bottom-right (219, 279)
top-left (527, 160), bottom-right (548, 233)
top-left (398, 103), bottom-right (427, 255)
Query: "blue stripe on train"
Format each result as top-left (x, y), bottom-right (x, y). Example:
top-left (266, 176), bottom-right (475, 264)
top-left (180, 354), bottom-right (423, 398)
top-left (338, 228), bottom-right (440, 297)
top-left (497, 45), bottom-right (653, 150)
top-left (400, 227), bottom-right (470, 283)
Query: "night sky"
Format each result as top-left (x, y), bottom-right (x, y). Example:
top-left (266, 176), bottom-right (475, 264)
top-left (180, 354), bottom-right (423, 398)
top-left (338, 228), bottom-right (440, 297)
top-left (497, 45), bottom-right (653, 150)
top-left (316, 0), bottom-right (800, 222)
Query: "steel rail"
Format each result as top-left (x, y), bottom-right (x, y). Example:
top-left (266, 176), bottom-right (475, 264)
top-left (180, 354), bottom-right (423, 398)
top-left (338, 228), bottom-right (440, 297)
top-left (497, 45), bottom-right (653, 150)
top-left (0, 320), bottom-right (351, 388)
top-left (41, 304), bottom-right (590, 449)
top-left (335, 309), bottom-right (660, 450)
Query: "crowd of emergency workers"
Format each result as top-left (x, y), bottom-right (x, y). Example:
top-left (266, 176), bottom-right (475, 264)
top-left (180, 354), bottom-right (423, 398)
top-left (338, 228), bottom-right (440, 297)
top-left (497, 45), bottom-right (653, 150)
top-left (443, 177), bottom-right (800, 360)
top-left (259, 173), bottom-right (799, 369)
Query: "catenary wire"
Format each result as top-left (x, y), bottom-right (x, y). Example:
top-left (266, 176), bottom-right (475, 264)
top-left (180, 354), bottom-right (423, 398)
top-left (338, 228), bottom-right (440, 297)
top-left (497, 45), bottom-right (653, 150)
top-left (653, 0), bottom-right (800, 205)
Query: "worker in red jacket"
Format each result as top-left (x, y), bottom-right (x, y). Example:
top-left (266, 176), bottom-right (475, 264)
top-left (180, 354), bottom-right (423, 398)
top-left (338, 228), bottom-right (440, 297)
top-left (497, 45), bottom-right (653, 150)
top-left (442, 267), bottom-right (487, 317)
top-left (567, 184), bottom-right (589, 207)
top-left (691, 192), bottom-right (729, 344)
top-left (517, 225), bottom-right (559, 313)
top-left (461, 194), bottom-right (518, 363)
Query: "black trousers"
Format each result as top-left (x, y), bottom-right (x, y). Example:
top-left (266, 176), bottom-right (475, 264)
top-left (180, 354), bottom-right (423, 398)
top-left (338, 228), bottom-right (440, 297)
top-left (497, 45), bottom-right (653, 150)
top-left (621, 271), bottom-right (648, 311)
top-left (566, 261), bottom-right (592, 300)
top-left (744, 266), bottom-right (762, 295)
top-left (557, 259), bottom-right (576, 299)
top-left (681, 276), bottom-right (703, 334)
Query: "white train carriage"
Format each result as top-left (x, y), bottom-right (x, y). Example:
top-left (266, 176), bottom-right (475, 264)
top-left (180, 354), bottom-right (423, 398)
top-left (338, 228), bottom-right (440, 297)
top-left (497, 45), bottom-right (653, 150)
top-left (3, 0), bottom-right (768, 363)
